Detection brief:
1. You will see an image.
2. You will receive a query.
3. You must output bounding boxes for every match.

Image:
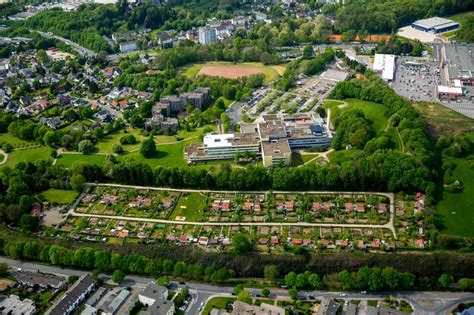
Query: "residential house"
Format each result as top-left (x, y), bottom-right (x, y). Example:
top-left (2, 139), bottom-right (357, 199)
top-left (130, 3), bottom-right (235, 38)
top-left (16, 271), bottom-right (67, 290)
top-left (119, 41), bottom-right (138, 53)
top-left (46, 274), bottom-right (95, 315)
top-left (317, 299), bottom-right (340, 315)
top-left (160, 117), bottom-right (179, 134)
top-left (258, 238), bottom-right (269, 245)
top-left (139, 283), bottom-right (175, 315)
top-left (0, 295), bottom-right (36, 315)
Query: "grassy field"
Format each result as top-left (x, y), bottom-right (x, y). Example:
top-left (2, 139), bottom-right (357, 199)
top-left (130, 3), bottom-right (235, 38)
top-left (322, 99), bottom-right (346, 109)
top-left (328, 149), bottom-right (364, 164)
top-left (183, 62), bottom-right (285, 83)
top-left (202, 297), bottom-right (236, 315)
top-left (96, 126), bottom-right (212, 154)
top-left (413, 103), bottom-right (474, 237)
top-left (55, 154), bottom-right (107, 168)
top-left (96, 128), bottom-right (148, 153)
top-left (2, 147), bottom-right (52, 168)
top-left (442, 11), bottom-right (474, 41)
top-left (0, 132), bottom-right (34, 148)
top-left (41, 189), bottom-right (79, 204)
top-left (448, 11), bottom-right (474, 25)
top-left (170, 192), bottom-right (207, 221)
top-left (325, 98), bottom-right (389, 134)
top-left (436, 155), bottom-right (474, 237)
top-left (344, 99), bottom-right (389, 133)
top-left (413, 102), bottom-right (474, 137)
top-left (117, 139), bottom-right (194, 168)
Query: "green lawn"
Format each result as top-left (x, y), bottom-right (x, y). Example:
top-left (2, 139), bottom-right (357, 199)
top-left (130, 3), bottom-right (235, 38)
top-left (96, 126), bottom-right (213, 154)
top-left (324, 99), bottom-right (389, 134)
top-left (442, 11), bottom-right (474, 41)
top-left (322, 99), bottom-right (346, 110)
top-left (2, 147), bottom-right (52, 168)
top-left (95, 129), bottom-right (146, 153)
top-left (413, 102), bottom-right (474, 137)
top-left (202, 297), bottom-right (236, 315)
top-left (41, 189), bottom-right (79, 204)
top-left (170, 192), bottom-right (207, 221)
top-left (0, 132), bottom-right (34, 148)
top-left (447, 11), bottom-right (473, 26)
top-left (117, 139), bottom-right (194, 168)
top-left (328, 149), bottom-right (365, 164)
top-left (183, 64), bottom-right (202, 77)
top-left (55, 154), bottom-right (107, 168)
top-left (437, 155), bottom-right (474, 237)
top-left (344, 99), bottom-right (389, 133)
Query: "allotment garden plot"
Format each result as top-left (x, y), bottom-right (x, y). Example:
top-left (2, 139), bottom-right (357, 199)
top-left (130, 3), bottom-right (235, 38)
top-left (76, 186), bottom-right (178, 219)
top-left (61, 185), bottom-right (431, 252)
top-left (75, 187), bottom-right (391, 225)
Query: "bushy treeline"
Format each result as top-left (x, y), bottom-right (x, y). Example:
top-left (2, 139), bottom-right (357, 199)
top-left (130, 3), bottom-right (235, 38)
top-left (338, 266), bottom-right (415, 291)
top-left (80, 148), bottom-right (433, 195)
top-left (3, 239), bottom-right (233, 283)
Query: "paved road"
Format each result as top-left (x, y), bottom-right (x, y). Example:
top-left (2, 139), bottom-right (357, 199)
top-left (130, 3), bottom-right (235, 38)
top-left (441, 100), bottom-right (474, 119)
top-left (1, 256), bottom-right (472, 315)
top-left (69, 183), bottom-right (397, 238)
top-left (34, 30), bottom-right (97, 58)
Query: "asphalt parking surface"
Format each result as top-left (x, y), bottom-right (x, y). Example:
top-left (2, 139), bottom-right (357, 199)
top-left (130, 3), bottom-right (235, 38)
top-left (392, 58), bottom-right (441, 102)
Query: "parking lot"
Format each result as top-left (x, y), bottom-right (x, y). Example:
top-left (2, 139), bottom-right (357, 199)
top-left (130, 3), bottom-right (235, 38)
top-left (392, 57), bottom-right (441, 102)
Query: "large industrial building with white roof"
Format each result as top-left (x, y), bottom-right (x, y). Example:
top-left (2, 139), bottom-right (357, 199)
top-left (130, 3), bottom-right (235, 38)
top-left (373, 54), bottom-right (396, 82)
top-left (411, 17), bottom-right (460, 34)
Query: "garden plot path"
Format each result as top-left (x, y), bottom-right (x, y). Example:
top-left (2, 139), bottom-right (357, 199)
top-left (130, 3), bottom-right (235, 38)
top-left (0, 149), bottom-right (7, 165)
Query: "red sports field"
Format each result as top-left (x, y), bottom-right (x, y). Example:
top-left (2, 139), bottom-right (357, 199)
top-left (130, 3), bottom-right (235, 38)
top-left (198, 64), bottom-right (264, 79)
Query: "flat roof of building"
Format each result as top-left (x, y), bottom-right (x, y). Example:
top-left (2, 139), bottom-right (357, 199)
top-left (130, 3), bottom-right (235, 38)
top-left (0, 295), bottom-right (36, 315)
top-left (203, 134), bottom-right (235, 148)
top-left (262, 139), bottom-right (291, 157)
top-left (412, 17), bottom-right (459, 30)
top-left (140, 283), bottom-right (167, 300)
top-left (445, 44), bottom-right (474, 80)
top-left (438, 85), bottom-right (463, 94)
top-left (104, 289), bottom-right (130, 314)
top-left (320, 68), bottom-right (350, 82)
top-left (143, 298), bottom-right (174, 315)
top-left (240, 123), bottom-right (258, 134)
top-left (373, 54), bottom-right (396, 81)
top-left (258, 120), bottom-right (287, 140)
